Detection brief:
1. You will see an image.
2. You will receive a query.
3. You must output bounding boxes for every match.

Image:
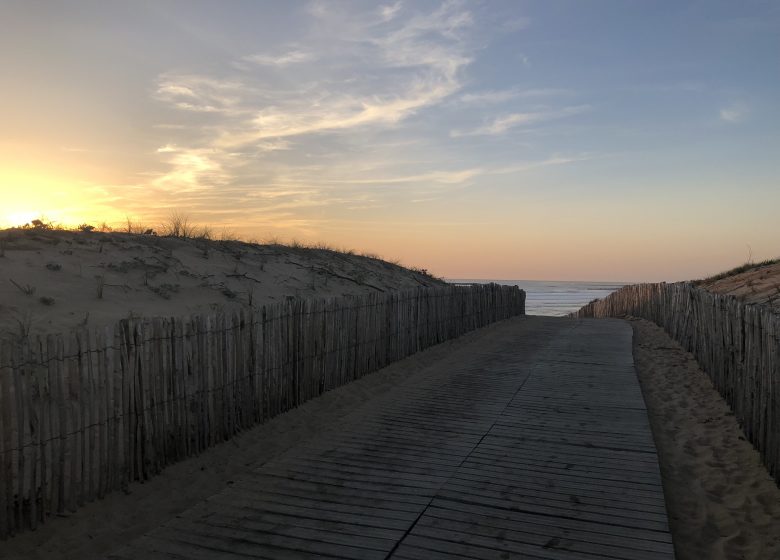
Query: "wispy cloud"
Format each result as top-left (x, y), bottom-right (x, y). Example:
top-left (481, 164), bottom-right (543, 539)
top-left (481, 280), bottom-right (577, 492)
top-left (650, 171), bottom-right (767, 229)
top-left (152, 147), bottom-right (229, 193)
top-left (457, 87), bottom-right (570, 105)
top-left (451, 105), bottom-right (590, 137)
top-left (493, 154), bottom-right (594, 174)
top-left (379, 1), bottom-right (403, 21)
top-left (155, 74), bottom-right (247, 114)
top-left (140, 1), bottom-right (589, 232)
top-left (255, 139), bottom-right (293, 152)
top-left (244, 48), bottom-right (315, 66)
top-left (319, 168), bottom-right (483, 186)
top-left (151, 0), bottom-right (476, 181)
top-left (285, 153), bottom-right (592, 188)
top-left (719, 103), bottom-right (748, 123)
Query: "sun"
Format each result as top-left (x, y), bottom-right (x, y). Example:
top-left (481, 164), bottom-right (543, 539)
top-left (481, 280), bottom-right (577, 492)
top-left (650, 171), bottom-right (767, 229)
top-left (0, 168), bottom-right (114, 229)
top-left (1, 210), bottom-right (42, 228)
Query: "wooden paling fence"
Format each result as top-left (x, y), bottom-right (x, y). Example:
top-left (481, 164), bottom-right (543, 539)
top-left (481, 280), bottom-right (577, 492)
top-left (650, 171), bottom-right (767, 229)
top-left (0, 284), bottom-right (524, 538)
top-left (575, 282), bottom-right (780, 483)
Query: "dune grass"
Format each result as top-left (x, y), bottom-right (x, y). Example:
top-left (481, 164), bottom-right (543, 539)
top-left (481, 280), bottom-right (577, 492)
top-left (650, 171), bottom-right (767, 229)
top-left (695, 258), bottom-right (780, 285)
top-left (2, 214), bottom-right (443, 282)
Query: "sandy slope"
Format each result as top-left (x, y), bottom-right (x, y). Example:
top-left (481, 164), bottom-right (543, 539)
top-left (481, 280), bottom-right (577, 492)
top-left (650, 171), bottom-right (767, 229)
top-left (0, 228), bottom-right (444, 339)
top-left (699, 261), bottom-right (780, 312)
top-left (632, 318), bottom-right (780, 560)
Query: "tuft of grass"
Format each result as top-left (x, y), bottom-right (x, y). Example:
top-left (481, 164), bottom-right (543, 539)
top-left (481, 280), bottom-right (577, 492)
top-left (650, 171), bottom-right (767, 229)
top-left (409, 266), bottom-right (443, 281)
top-left (197, 225), bottom-right (213, 240)
top-left (12, 312), bottom-right (32, 341)
top-left (219, 228), bottom-right (240, 242)
top-left (161, 211), bottom-right (197, 238)
top-left (9, 278), bottom-right (36, 296)
top-left (95, 275), bottom-right (105, 299)
top-left (696, 258), bottom-right (780, 284)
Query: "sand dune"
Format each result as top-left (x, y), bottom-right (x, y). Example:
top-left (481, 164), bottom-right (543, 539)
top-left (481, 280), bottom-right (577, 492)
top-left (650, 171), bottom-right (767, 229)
top-left (0, 228), bottom-right (443, 338)
top-left (698, 261), bottom-right (780, 312)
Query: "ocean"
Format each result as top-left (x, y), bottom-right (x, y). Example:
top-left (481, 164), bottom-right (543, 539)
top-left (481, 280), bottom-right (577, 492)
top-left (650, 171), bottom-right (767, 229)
top-left (448, 279), bottom-right (627, 317)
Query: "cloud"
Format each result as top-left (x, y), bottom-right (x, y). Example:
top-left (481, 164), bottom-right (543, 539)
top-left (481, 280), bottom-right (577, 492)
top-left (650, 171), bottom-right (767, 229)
top-left (457, 88), bottom-right (570, 105)
top-left (144, 2), bottom-right (487, 226)
top-left (215, 83), bottom-right (459, 146)
top-left (244, 48), bottom-right (315, 66)
top-left (719, 103), bottom-right (748, 123)
top-left (162, 1), bottom-right (475, 148)
top-left (255, 139), bottom-right (293, 152)
top-left (451, 105), bottom-right (590, 137)
top-left (152, 148), bottom-right (229, 193)
top-left (380, 1), bottom-right (403, 21)
top-left (319, 168), bottom-right (483, 186)
top-left (284, 153), bottom-right (591, 189)
top-left (459, 89), bottom-right (519, 105)
top-left (493, 154), bottom-right (594, 174)
top-left (155, 74), bottom-right (247, 114)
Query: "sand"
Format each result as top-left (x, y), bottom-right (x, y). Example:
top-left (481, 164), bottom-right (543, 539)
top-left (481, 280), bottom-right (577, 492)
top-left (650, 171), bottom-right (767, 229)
top-left (0, 228), bottom-right (443, 338)
top-left (632, 318), bottom-right (780, 560)
top-left (699, 261), bottom-right (780, 312)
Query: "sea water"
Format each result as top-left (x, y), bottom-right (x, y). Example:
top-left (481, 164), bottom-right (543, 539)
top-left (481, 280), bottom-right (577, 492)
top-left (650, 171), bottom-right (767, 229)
top-left (448, 279), bottom-right (626, 317)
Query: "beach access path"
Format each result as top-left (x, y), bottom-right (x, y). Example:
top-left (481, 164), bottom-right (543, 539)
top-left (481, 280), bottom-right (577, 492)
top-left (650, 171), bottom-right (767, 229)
top-left (102, 316), bottom-right (674, 560)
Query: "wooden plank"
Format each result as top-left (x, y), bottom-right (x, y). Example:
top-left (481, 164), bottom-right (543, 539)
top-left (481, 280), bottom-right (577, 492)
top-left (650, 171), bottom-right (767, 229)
top-left (110, 317), bottom-right (673, 559)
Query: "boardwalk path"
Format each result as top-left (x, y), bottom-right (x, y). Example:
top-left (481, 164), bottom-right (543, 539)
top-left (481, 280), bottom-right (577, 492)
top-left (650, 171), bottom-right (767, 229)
top-left (107, 317), bottom-right (675, 560)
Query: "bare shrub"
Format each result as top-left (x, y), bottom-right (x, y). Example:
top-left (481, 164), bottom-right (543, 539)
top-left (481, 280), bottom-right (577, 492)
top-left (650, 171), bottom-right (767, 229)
top-left (219, 228), bottom-right (240, 242)
top-left (30, 218), bottom-right (53, 230)
top-left (125, 216), bottom-right (152, 234)
top-left (197, 226), bottom-right (213, 240)
top-left (162, 211), bottom-right (197, 238)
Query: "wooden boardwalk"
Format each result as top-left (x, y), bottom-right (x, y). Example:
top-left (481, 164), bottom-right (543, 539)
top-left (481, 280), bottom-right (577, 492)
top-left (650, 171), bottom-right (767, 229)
top-left (107, 317), bottom-right (675, 560)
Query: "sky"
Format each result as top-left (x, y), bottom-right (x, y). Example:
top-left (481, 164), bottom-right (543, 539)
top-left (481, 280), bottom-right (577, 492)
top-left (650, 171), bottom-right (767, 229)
top-left (1, 0), bottom-right (778, 282)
